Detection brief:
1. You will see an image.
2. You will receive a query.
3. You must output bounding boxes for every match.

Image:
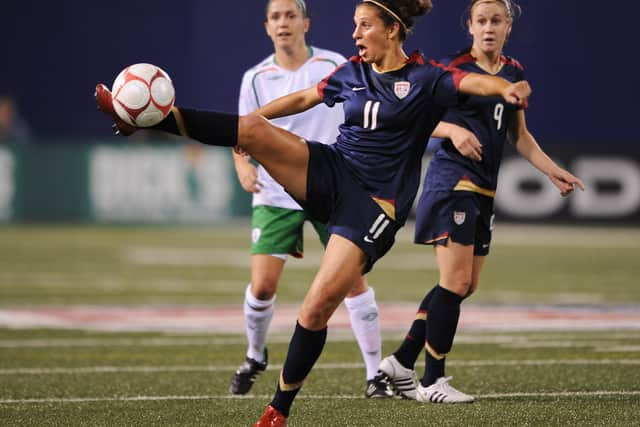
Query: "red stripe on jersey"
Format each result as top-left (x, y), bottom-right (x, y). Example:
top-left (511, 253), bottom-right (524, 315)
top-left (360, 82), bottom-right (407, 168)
top-left (501, 55), bottom-right (524, 71)
top-left (449, 52), bottom-right (476, 68)
top-left (429, 59), bottom-right (469, 90)
top-left (406, 51), bottom-right (425, 65)
top-left (317, 57), bottom-right (358, 100)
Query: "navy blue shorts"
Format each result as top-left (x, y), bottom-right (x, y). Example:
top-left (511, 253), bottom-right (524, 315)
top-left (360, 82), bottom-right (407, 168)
top-left (295, 141), bottom-right (400, 273)
top-left (414, 190), bottom-right (494, 256)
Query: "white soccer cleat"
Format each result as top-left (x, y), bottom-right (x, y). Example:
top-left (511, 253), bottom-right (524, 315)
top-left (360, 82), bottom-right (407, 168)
top-left (378, 355), bottom-right (418, 399)
top-left (416, 376), bottom-right (475, 403)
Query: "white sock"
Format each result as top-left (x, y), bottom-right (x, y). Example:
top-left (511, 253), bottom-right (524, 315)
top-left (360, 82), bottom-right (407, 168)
top-left (243, 284), bottom-right (275, 363)
top-left (344, 287), bottom-right (382, 380)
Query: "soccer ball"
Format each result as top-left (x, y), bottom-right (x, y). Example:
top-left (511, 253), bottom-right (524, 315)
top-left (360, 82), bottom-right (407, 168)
top-left (111, 63), bottom-right (175, 127)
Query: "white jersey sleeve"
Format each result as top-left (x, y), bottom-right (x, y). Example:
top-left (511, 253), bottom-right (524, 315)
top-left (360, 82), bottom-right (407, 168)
top-left (239, 48), bottom-right (347, 210)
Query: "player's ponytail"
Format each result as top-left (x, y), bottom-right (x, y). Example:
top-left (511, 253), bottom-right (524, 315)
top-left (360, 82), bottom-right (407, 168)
top-left (360, 0), bottom-right (432, 41)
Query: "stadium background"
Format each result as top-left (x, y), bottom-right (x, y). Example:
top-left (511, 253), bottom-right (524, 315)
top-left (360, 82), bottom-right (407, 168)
top-left (1, 3), bottom-right (639, 425)
top-left (1, 0), bottom-right (639, 223)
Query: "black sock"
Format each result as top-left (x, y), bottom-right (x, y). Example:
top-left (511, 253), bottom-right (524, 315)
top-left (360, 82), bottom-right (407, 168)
top-left (393, 285), bottom-right (438, 369)
top-left (270, 322), bottom-right (327, 417)
top-left (152, 107), bottom-right (238, 146)
top-left (423, 353), bottom-right (446, 387)
top-left (422, 285), bottom-right (463, 386)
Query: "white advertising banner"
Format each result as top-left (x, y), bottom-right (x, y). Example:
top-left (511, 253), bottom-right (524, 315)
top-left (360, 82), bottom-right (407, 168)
top-left (0, 148), bottom-right (14, 222)
top-left (90, 145), bottom-right (232, 223)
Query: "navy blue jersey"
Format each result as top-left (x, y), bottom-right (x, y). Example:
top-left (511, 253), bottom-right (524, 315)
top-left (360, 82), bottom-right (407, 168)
top-left (318, 52), bottom-right (465, 225)
top-left (425, 48), bottom-right (525, 195)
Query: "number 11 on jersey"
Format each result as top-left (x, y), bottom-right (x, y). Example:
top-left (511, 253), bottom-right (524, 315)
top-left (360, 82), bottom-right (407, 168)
top-left (363, 100), bottom-right (381, 130)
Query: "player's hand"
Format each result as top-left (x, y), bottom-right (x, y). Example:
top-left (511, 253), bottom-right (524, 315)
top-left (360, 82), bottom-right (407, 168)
top-left (449, 126), bottom-right (482, 162)
top-left (502, 81), bottom-right (531, 108)
top-left (548, 167), bottom-right (585, 197)
top-left (233, 145), bottom-right (250, 157)
top-left (235, 159), bottom-right (261, 193)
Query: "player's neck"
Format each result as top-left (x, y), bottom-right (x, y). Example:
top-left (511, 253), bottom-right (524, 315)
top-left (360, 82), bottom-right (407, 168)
top-left (372, 48), bottom-right (408, 74)
top-left (275, 44), bottom-right (311, 71)
top-left (471, 47), bottom-right (503, 75)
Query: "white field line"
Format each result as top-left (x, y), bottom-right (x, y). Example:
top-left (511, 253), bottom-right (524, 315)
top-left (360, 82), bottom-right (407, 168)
top-left (2, 332), bottom-right (640, 349)
top-left (2, 359), bottom-right (640, 376)
top-left (1, 390), bottom-right (639, 405)
top-left (0, 335), bottom-right (370, 348)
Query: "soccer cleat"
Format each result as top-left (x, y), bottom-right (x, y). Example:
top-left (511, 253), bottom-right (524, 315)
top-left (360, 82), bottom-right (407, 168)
top-left (416, 376), bottom-right (475, 403)
top-left (378, 355), bottom-right (418, 399)
top-left (365, 371), bottom-right (394, 398)
top-left (229, 348), bottom-right (268, 395)
top-left (94, 83), bottom-right (137, 136)
top-left (253, 405), bottom-right (286, 427)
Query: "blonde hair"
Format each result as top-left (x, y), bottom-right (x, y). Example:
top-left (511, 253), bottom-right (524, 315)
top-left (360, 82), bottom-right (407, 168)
top-left (265, 0), bottom-right (308, 18)
top-left (469, 0), bottom-right (521, 21)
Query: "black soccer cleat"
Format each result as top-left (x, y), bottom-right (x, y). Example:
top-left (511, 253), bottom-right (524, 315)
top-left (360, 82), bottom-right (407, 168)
top-left (365, 371), bottom-right (394, 398)
top-left (229, 348), bottom-right (268, 395)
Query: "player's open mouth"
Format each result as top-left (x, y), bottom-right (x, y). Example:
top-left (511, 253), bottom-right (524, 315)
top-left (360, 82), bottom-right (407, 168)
top-left (357, 44), bottom-right (367, 56)
top-left (278, 32), bottom-right (292, 38)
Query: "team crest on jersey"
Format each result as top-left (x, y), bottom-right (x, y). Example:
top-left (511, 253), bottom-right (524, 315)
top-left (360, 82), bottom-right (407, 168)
top-left (394, 81), bottom-right (411, 99)
top-left (453, 211), bottom-right (466, 225)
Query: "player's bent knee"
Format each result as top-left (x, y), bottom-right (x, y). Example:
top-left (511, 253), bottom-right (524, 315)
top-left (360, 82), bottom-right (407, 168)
top-left (346, 278), bottom-right (368, 297)
top-left (252, 287), bottom-right (276, 301)
top-left (441, 280), bottom-right (472, 298)
top-left (300, 299), bottom-right (341, 330)
top-left (238, 113), bottom-right (269, 147)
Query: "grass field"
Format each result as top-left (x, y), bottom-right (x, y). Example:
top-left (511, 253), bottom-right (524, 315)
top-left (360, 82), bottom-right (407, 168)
top-left (1, 223), bottom-right (639, 426)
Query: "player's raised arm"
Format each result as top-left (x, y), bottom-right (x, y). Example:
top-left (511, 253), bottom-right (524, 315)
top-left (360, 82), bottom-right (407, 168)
top-left (459, 73), bottom-right (531, 107)
top-left (256, 86), bottom-right (323, 121)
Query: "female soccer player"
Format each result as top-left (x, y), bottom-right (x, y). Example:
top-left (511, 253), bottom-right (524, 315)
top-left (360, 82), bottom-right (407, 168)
top-left (230, 0), bottom-right (390, 399)
top-left (96, 0), bottom-right (531, 423)
top-left (380, 0), bottom-right (585, 404)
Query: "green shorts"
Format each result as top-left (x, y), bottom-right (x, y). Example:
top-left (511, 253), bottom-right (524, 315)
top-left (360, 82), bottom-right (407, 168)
top-left (251, 205), bottom-right (328, 258)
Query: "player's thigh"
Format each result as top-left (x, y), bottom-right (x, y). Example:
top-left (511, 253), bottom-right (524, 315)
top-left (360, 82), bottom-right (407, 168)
top-left (308, 217), bottom-right (368, 298)
top-left (299, 235), bottom-right (368, 330)
top-left (238, 113), bottom-right (309, 201)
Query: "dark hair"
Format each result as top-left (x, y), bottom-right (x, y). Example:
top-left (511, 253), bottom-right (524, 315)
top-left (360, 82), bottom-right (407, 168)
top-left (265, 0), bottom-right (308, 19)
top-left (358, 0), bottom-right (432, 41)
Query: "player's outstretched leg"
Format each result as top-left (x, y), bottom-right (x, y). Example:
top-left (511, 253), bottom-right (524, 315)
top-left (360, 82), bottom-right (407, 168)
top-left (94, 84), bottom-right (137, 136)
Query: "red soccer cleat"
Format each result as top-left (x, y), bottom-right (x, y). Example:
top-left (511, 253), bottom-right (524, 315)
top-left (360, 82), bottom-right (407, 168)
top-left (253, 405), bottom-right (286, 427)
top-left (94, 83), bottom-right (137, 136)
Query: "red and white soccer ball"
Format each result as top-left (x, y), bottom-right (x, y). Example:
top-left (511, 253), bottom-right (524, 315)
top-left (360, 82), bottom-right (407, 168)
top-left (111, 63), bottom-right (175, 127)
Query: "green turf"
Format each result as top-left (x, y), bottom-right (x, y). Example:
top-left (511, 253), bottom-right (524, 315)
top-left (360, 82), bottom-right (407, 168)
top-left (1, 224), bottom-right (639, 305)
top-left (0, 224), bottom-right (639, 425)
top-left (1, 329), bottom-right (639, 426)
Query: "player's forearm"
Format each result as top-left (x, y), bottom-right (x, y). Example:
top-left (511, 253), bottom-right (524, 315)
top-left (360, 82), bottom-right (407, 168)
top-left (459, 73), bottom-right (509, 97)
top-left (256, 87), bottom-right (320, 120)
top-left (515, 132), bottom-right (558, 176)
top-left (432, 121), bottom-right (458, 139)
